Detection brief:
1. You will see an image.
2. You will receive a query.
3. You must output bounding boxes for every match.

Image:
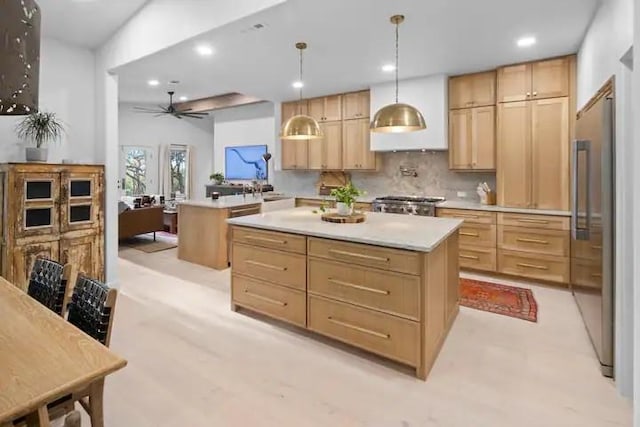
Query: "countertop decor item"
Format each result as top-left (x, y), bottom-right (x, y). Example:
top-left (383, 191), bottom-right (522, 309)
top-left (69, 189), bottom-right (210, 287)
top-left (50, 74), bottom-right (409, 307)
top-left (210, 172), bottom-right (224, 185)
top-left (330, 182), bottom-right (363, 216)
top-left (280, 42), bottom-right (323, 140)
top-left (15, 111), bottom-right (64, 162)
top-left (0, 0), bottom-right (41, 115)
top-left (320, 212), bottom-right (366, 223)
top-left (370, 15), bottom-right (426, 134)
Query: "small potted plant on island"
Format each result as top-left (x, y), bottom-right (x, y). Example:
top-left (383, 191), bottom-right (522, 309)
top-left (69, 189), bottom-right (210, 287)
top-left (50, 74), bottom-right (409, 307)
top-left (209, 172), bottom-right (225, 185)
top-left (330, 182), bottom-right (363, 216)
top-left (15, 111), bottom-right (64, 163)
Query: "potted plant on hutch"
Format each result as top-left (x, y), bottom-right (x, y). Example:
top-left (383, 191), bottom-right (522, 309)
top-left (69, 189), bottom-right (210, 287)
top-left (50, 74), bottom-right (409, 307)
top-left (330, 182), bottom-right (363, 216)
top-left (209, 172), bottom-right (225, 185)
top-left (15, 111), bottom-right (64, 162)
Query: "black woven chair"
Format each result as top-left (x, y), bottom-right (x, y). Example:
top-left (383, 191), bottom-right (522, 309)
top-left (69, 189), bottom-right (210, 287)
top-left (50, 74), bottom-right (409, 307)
top-left (67, 275), bottom-right (117, 347)
top-left (27, 258), bottom-right (70, 316)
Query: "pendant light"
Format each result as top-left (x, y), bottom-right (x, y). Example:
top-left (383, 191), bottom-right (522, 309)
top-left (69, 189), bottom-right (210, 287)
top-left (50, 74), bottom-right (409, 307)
top-left (370, 15), bottom-right (426, 133)
top-left (0, 0), bottom-right (41, 115)
top-left (280, 42), bottom-right (323, 140)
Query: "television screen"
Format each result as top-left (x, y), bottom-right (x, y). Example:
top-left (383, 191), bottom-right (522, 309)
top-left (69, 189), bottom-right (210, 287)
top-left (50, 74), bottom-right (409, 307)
top-left (225, 144), bottom-right (268, 180)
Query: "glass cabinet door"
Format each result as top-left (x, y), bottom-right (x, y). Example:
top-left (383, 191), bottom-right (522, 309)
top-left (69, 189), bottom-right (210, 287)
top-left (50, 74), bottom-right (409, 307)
top-left (60, 171), bottom-right (103, 233)
top-left (15, 173), bottom-right (61, 238)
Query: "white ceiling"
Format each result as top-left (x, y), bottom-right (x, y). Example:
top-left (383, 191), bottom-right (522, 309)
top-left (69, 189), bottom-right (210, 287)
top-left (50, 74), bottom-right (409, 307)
top-left (39, 0), bottom-right (149, 48)
top-left (116, 0), bottom-right (600, 105)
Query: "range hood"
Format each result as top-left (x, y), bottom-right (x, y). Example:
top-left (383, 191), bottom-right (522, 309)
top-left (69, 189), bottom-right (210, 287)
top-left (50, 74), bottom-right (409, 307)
top-left (369, 74), bottom-right (448, 151)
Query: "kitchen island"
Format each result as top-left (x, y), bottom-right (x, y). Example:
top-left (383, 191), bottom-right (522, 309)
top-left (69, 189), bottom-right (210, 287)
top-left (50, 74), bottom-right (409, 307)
top-left (227, 208), bottom-right (462, 379)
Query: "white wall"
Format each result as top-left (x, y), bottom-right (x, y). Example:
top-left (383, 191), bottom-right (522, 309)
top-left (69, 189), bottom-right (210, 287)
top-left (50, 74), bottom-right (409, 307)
top-left (211, 102), bottom-right (276, 178)
top-left (577, 0), bottom-right (634, 399)
top-left (0, 38), bottom-right (95, 163)
top-left (119, 102), bottom-right (215, 199)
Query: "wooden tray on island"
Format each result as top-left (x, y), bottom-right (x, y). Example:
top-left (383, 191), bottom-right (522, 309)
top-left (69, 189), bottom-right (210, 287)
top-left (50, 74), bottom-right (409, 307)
top-left (321, 212), bottom-right (366, 223)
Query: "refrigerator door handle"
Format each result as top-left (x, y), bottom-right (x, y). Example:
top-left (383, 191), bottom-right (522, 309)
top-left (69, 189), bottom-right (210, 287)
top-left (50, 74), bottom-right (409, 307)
top-left (572, 139), bottom-right (591, 241)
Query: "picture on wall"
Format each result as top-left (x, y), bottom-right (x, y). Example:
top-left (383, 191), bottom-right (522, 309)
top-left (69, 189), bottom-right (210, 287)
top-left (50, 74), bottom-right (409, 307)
top-left (225, 144), bottom-right (268, 180)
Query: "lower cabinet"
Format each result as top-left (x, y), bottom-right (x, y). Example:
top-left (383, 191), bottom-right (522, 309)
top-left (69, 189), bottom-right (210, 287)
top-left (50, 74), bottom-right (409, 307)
top-left (437, 207), bottom-right (570, 284)
top-left (8, 240), bottom-right (60, 291)
top-left (60, 232), bottom-right (104, 298)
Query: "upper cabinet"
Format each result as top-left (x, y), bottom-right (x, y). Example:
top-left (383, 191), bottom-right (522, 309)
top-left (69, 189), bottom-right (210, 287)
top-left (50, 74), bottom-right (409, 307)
top-left (308, 121), bottom-right (343, 170)
top-left (343, 118), bottom-right (376, 170)
top-left (449, 107), bottom-right (496, 171)
top-left (449, 71), bottom-right (496, 109)
top-left (282, 100), bottom-right (308, 121)
top-left (342, 91), bottom-right (370, 120)
top-left (497, 57), bottom-right (570, 103)
top-left (308, 95), bottom-right (342, 122)
top-left (370, 74), bottom-right (448, 151)
top-left (281, 101), bottom-right (309, 170)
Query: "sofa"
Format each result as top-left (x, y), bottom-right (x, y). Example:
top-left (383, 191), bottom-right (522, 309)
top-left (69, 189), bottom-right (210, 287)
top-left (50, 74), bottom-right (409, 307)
top-left (118, 205), bottom-right (165, 240)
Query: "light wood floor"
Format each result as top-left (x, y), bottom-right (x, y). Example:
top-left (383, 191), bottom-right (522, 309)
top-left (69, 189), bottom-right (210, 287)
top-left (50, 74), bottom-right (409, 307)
top-left (74, 247), bottom-right (631, 426)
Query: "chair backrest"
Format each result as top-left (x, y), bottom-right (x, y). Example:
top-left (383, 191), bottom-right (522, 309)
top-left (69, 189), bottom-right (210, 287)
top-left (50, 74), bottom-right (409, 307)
top-left (67, 275), bottom-right (117, 347)
top-left (27, 258), bottom-right (70, 316)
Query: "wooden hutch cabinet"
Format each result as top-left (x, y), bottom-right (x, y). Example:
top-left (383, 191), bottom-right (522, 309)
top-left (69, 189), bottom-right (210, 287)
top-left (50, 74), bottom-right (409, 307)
top-left (0, 163), bottom-right (104, 293)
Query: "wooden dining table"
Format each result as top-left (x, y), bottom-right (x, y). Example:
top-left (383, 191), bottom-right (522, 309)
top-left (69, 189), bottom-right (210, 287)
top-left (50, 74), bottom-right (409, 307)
top-left (0, 277), bottom-right (127, 427)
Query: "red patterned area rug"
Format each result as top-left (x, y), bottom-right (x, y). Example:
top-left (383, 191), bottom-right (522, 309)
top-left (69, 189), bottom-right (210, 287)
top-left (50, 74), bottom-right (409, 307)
top-left (460, 278), bottom-right (538, 322)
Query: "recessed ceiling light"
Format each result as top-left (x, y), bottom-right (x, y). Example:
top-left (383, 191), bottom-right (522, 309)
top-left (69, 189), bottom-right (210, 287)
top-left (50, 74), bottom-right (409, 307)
top-left (147, 79), bottom-right (160, 87)
top-left (195, 44), bottom-right (214, 56)
top-left (516, 36), bottom-right (536, 48)
top-left (292, 81), bottom-right (304, 89)
top-left (179, 96), bottom-right (188, 101)
top-left (382, 64), bottom-right (396, 72)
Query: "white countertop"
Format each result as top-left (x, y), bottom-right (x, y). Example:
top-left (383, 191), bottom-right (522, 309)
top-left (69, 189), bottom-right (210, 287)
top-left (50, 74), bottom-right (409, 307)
top-left (179, 195), bottom-right (266, 209)
top-left (227, 207), bottom-right (463, 252)
top-left (436, 200), bottom-right (571, 217)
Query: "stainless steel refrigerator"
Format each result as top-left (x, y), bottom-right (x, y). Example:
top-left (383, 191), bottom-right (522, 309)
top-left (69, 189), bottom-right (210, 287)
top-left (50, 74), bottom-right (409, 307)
top-left (571, 87), bottom-right (615, 377)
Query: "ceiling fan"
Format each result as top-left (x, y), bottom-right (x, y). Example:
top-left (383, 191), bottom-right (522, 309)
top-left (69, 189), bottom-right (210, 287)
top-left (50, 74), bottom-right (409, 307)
top-left (133, 91), bottom-right (208, 119)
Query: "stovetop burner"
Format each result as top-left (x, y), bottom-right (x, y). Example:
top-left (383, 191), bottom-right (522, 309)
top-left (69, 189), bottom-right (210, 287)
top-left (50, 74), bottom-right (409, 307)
top-left (374, 195), bottom-right (446, 203)
top-left (371, 195), bottom-right (446, 216)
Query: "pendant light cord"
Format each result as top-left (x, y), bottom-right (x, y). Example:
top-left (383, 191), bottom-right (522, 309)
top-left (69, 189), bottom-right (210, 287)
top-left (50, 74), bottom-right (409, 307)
top-left (395, 20), bottom-right (399, 104)
top-left (298, 47), bottom-right (304, 114)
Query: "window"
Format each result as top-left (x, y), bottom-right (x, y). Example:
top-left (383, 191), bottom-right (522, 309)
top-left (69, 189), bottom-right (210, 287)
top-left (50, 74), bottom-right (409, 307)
top-left (169, 146), bottom-right (189, 198)
top-left (123, 148), bottom-right (148, 196)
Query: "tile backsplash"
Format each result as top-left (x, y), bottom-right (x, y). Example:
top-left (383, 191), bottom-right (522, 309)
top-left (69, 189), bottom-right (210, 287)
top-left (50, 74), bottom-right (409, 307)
top-left (273, 151), bottom-right (496, 202)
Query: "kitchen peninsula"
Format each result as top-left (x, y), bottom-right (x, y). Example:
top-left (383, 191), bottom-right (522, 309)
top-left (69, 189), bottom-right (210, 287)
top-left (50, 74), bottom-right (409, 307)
top-left (227, 208), bottom-right (462, 379)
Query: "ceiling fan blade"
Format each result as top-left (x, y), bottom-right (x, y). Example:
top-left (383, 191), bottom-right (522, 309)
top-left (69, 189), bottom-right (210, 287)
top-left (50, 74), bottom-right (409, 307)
top-left (154, 113), bottom-right (167, 117)
top-left (133, 107), bottom-right (161, 112)
top-left (182, 114), bottom-right (204, 119)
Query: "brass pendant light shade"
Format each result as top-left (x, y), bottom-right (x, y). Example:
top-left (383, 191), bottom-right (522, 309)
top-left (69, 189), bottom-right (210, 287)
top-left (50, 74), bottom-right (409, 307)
top-left (0, 0), bottom-right (41, 115)
top-left (370, 15), bottom-right (426, 133)
top-left (280, 42), bottom-right (323, 140)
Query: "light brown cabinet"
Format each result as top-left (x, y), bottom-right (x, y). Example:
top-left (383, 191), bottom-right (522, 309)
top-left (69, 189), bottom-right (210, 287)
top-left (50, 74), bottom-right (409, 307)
top-left (281, 101), bottom-right (309, 170)
top-left (449, 71), bottom-right (496, 109)
top-left (342, 91), bottom-right (370, 120)
top-left (497, 57), bottom-right (570, 103)
top-left (449, 106), bottom-right (495, 170)
top-left (342, 118), bottom-right (376, 170)
top-left (0, 163), bottom-right (104, 291)
top-left (308, 95), bottom-right (342, 122)
top-left (497, 98), bottom-right (569, 210)
top-left (308, 121), bottom-right (343, 170)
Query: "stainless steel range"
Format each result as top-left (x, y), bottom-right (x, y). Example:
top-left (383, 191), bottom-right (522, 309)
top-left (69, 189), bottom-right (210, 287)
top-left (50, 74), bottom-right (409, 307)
top-left (372, 196), bottom-right (446, 216)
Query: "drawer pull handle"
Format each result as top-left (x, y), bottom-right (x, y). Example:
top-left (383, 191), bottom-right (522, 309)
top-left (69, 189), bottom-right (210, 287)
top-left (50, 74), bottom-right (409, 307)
top-left (328, 249), bottom-right (390, 263)
top-left (243, 290), bottom-right (287, 306)
top-left (516, 238), bottom-right (549, 245)
top-left (591, 245), bottom-right (602, 250)
top-left (460, 232), bottom-right (480, 237)
top-left (591, 273), bottom-right (602, 278)
top-left (516, 219), bottom-right (549, 224)
top-left (328, 278), bottom-right (390, 295)
top-left (230, 207), bottom-right (260, 215)
top-left (245, 235), bottom-right (287, 245)
top-left (245, 260), bottom-right (287, 271)
top-left (327, 316), bottom-right (390, 339)
top-left (460, 254), bottom-right (480, 260)
top-left (516, 262), bottom-right (549, 271)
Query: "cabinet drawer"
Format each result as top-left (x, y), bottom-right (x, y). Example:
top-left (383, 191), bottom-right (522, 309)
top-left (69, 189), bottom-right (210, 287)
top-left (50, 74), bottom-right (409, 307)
top-left (232, 243), bottom-right (306, 290)
top-left (459, 246), bottom-right (496, 272)
top-left (308, 295), bottom-right (419, 366)
top-left (436, 208), bottom-right (496, 225)
top-left (232, 274), bottom-right (306, 327)
top-left (232, 226), bottom-right (306, 254)
top-left (308, 258), bottom-right (420, 320)
top-left (571, 258), bottom-right (602, 289)
top-left (498, 213), bottom-right (569, 230)
top-left (571, 233), bottom-right (602, 261)
top-left (227, 204), bottom-right (261, 218)
top-left (498, 225), bottom-right (569, 256)
top-left (498, 250), bottom-right (569, 283)
top-left (458, 224), bottom-right (496, 248)
top-left (308, 237), bottom-right (420, 276)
